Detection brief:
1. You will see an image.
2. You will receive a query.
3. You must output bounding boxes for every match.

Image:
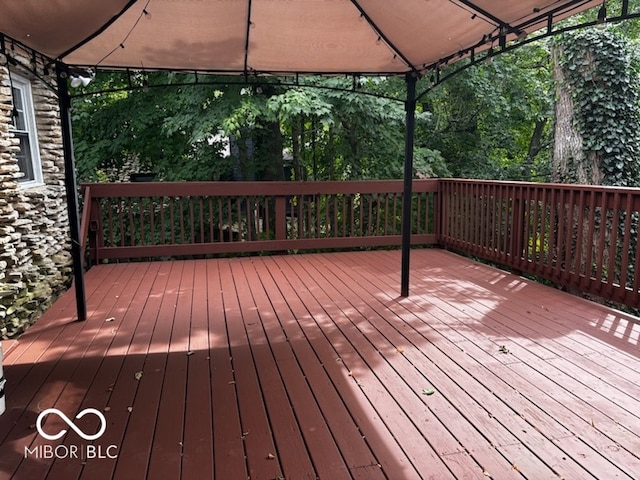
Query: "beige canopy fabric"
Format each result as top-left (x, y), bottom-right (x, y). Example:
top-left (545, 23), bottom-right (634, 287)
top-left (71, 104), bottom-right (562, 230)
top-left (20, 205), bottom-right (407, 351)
top-left (0, 0), bottom-right (601, 75)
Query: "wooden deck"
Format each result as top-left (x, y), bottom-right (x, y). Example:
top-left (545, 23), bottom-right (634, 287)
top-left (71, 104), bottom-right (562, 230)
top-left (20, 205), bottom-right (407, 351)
top-left (1, 249), bottom-right (640, 480)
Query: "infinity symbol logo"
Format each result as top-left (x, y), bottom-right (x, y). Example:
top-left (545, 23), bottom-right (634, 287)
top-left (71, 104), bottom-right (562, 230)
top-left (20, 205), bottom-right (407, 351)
top-left (36, 408), bottom-right (107, 441)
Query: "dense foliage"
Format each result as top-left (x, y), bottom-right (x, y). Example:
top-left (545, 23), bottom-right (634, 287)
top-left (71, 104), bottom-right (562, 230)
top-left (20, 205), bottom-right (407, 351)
top-left (557, 28), bottom-right (640, 186)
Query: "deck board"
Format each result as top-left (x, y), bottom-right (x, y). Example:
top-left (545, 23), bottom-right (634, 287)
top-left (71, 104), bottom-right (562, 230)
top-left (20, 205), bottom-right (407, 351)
top-left (243, 258), bottom-right (357, 479)
top-left (1, 249), bottom-right (640, 480)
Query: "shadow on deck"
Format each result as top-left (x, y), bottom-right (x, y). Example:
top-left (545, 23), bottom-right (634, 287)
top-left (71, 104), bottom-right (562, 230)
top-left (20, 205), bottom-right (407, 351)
top-left (1, 249), bottom-right (639, 479)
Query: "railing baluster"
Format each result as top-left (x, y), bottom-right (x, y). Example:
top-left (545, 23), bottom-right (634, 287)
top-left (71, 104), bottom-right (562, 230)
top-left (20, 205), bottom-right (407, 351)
top-left (189, 196), bottom-right (195, 243)
top-left (573, 190), bottom-right (586, 286)
top-left (562, 189), bottom-right (575, 283)
top-left (199, 197), bottom-right (205, 243)
top-left (218, 197), bottom-right (224, 242)
top-left (632, 205), bottom-right (640, 305)
top-left (553, 188), bottom-right (564, 278)
top-left (618, 193), bottom-right (633, 301)
top-left (139, 197), bottom-right (145, 246)
top-left (160, 197), bottom-right (166, 244)
top-left (582, 190), bottom-right (597, 289)
top-left (127, 198), bottom-right (134, 247)
top-left (594, 192), bottom-right (609, 290)
top-left (606, 192), bottom-right (622, 295)
top-left (106, 198), bottom-right (114, 248)
top-left (208, 197), bottom-right (214, 243)
top-left (170, 197), bottom-right (176, 244)
top-left (149, 197), bottom-right (156, 246)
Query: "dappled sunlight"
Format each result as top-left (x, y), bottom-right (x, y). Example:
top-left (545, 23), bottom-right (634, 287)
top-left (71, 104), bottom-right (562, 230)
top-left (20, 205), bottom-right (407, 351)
top-left (586, 312), bottom-right (640, 346)
top-left (4, 250), bottom-right (640, 479)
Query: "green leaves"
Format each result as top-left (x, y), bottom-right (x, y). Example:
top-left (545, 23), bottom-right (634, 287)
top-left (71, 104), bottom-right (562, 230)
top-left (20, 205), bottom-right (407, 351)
top-left (421, 43), bottom-right (554, 180)
top-left (558, 28), bottom-right (640, 186)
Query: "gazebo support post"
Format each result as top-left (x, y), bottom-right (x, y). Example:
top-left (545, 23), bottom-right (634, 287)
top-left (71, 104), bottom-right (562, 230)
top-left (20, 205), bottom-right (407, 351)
top-left (56, 62), bottom-right (87, 321)
top-left (401, 72), bottom-right (417, 297)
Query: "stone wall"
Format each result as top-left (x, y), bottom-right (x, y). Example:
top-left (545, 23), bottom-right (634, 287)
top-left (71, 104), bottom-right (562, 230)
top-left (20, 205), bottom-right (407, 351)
top-left (0, 58), bottom-right (72, 338)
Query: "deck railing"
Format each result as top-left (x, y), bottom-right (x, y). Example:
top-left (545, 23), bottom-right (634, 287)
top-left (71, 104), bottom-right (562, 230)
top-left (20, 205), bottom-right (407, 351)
top-left (81, 178), bottom-right (640, 309)
top-left (440, 179), bottom-right (640, 309)
top-left (81, 180), bottom-right (439, 263)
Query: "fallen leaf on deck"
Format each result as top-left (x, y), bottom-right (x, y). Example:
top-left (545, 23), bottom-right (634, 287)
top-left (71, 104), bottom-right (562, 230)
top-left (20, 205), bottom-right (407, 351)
top-left (483, 470), bottom-right (491, 477)
top-left (422, 388), bottom-right (435, 396)
top-left (134, 371), bottom-right (143, 380)
top-left (498, 345), bottom-right (510, 354)
top-left (104, 406), bottom-right (111, 412)
top-left (267, 453), bottom-right (275, 460)
top-left (127, 406), bottom-right (133, 412)
top-left (105, 317), bottom-right (115, 322)
top-left (396, 348), bottom-right (405, 353)
top-left (187, 351), bottom-right (194, 356)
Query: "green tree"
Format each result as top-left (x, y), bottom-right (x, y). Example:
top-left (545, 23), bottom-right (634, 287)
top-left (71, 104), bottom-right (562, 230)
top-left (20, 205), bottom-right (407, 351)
top-left (418, 44), bottom-right (554, 181)
top-left (73, 74), bottom-right (448, 183)
top-left (552, 28), bottom-right (640, 186)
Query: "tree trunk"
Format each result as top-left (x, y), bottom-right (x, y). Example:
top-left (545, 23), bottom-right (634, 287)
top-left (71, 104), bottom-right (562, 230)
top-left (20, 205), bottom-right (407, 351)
top-left (328, 126), bottom-right (335, 181)
top-left (291, 115), bottom-right (302, 181)
top-left (551, 44), bottom-right (602, 185)
top-left (256, 117), bottom-right (284, 181)
top-left (522, 118), bottom-right (546, 181)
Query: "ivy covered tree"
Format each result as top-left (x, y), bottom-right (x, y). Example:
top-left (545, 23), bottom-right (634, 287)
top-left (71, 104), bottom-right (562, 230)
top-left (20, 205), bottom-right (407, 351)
top-left (552, 28), bottom-right (640, 187)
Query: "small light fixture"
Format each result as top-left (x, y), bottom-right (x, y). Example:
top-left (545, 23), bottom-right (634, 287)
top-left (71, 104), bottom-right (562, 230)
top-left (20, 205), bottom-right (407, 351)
top-left (69, 68), bottom-right (95, 88)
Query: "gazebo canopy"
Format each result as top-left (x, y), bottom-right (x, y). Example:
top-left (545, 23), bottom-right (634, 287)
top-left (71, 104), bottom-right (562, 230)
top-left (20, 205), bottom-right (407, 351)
top-left (0, 0), bottom-right (601, 76)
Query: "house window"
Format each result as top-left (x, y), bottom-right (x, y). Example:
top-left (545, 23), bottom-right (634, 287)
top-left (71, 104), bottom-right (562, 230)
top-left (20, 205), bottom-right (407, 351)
top-left (10, 73), bottom-right (43, 187)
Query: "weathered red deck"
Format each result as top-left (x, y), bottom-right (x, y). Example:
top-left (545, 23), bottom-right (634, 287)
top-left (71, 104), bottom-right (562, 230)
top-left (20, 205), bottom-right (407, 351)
top-left (1, 249), bottom-right (640, 480)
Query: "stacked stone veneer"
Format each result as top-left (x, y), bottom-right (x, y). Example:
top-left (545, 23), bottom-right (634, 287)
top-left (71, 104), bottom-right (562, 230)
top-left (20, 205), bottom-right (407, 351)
top-left (0, 59), bottom-right (72, 338)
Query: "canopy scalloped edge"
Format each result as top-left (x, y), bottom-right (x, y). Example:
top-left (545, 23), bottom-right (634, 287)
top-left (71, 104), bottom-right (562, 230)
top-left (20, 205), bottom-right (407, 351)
top-left (0, 0), bottom-right (605, 77)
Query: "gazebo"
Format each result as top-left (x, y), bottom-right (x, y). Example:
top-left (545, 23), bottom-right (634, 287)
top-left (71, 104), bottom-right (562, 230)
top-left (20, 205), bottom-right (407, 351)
top-left (4, 3), bottom-right (640, 480)
top-left (0, 0), bottom-right (607, 319)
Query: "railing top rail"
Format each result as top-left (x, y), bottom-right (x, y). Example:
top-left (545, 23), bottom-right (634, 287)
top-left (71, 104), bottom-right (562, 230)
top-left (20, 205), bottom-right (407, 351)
top-left (439, 178), bottom-right (640, 195)
top-left (80, 179), bottom-right (439, 198)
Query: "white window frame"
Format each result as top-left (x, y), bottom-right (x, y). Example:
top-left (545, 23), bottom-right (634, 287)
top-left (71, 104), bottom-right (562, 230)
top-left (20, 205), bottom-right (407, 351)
top-left (10, 73), bottom-right (43, 188)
